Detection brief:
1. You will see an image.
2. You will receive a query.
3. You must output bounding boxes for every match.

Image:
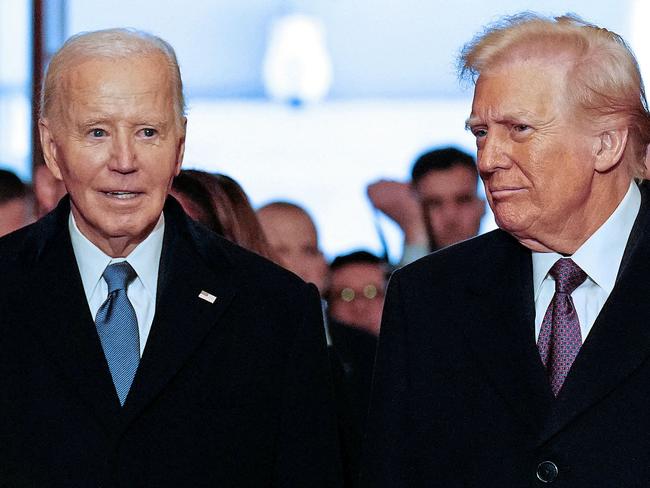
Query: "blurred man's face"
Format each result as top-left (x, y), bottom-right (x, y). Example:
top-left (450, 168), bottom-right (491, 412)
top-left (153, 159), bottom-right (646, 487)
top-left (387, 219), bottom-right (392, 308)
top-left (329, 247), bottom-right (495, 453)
top-left (33, 164), bottom-right (67, 218)
top-left (328, 262), bottom-right (386, 336)
top-left (414, 165), bottom-right (484, 248)
top-left (0, 197), bottom-right (30, 237)
top-left (257, 207), bottom-right (328, 292)
top-left (468, 60), bottom-right (598, 251)
top-left (39, 54), bottom-right (185, 257)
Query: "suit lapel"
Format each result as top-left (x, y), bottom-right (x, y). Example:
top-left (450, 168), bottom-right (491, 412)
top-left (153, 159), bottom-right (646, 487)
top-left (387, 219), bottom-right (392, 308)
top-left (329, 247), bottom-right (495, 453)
top-left (122, 201), bottom-right (238, 420)
top-left (539, 183), bottom-right (650, 442)
top-left (23, 201), bottom-right (121, 432)
top-left (460, 233), bottom-right (554, 432)
top-left (18, 198), bottom-right (240, 431)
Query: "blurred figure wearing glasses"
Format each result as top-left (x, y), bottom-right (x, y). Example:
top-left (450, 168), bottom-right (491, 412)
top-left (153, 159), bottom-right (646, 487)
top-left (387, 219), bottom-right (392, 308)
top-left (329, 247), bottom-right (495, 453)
top-left (327, 250), bottom-right (388, 488)
top-left (327, 250), bottom-right (388, 337)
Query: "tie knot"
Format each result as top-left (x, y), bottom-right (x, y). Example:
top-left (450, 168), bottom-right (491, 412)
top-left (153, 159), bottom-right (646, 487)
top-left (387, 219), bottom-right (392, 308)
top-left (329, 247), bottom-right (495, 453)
top-left (549, 258), bottom-right (587, 295)
top-left (103, 262), bottom-right (137, 294)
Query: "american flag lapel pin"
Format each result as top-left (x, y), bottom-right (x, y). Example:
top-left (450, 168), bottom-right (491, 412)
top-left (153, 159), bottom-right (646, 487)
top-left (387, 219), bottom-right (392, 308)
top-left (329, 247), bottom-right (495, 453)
top-left (198, 290), bottom-right (217, 304)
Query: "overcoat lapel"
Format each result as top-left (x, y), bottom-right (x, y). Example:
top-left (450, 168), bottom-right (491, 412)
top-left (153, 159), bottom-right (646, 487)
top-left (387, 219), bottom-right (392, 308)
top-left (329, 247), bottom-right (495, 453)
top-left (21, 198), bottom-right (240, 432)
top-left (22, 201), bottom-right (121, 433)
top-left (121, 200), bottom-right (237, 421)
top-left (442, 183), bottom-right (650, 445)
top-left (459, 233), bottom-right (554, 432)
top-left (539, 183), bottom-right (650, 442)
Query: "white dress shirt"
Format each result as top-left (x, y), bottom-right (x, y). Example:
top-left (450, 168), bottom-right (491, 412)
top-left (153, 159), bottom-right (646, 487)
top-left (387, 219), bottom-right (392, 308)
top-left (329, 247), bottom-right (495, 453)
top-left (69, 213), bottom-right (165, 357)
top-left (532, 182), bottom-right (641, 342)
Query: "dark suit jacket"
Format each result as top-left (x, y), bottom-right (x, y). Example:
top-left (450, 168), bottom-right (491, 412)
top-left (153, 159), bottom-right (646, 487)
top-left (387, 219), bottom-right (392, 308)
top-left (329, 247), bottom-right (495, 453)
top-left (0, 197), bottom-right (342, 488)
top-left (361, 183), bottom-right (650, 487)
top-left (328, 319), bottom-right (377, 488)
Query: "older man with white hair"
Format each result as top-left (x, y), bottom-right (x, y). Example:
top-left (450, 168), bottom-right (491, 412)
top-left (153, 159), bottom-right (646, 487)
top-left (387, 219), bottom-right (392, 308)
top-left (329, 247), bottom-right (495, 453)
top-left (0, 29), bottom-right (341, 487)
top-left (362, 13), bottom-right (650, 487)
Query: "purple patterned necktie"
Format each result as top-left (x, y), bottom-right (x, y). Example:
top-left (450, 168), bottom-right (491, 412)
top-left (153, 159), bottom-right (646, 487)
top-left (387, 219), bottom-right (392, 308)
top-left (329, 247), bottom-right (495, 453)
top-left (537, 258), bottom-right (588, 397)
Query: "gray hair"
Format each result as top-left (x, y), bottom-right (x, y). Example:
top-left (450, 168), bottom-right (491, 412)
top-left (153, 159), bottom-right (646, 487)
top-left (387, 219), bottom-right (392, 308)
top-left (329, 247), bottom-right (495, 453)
top-left (40, 28), bottom-right (186, 123)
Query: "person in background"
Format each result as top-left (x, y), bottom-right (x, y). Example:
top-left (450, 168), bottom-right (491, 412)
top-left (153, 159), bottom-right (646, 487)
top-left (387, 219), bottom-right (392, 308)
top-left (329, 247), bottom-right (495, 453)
top-left (0, 168), bottom-right (34, 236)
top-left (172, 170), bottom-right (273, 259)
top-left (257, 200), bottom-right (329, 293)
top-left (193, 171), bottom-right (273, 259)
top-left (32, 162), bottom-right (67, 218)
top-left (170, 170), bottom-right (225, 233)
top-left (257, 201), bottom-right (382, 488)
top-left (327, 250), bottom-right (388, 337)
top-left (326, 250), bottom-right (388, 488)
top-left (367, 146), bottom-right (485, 265)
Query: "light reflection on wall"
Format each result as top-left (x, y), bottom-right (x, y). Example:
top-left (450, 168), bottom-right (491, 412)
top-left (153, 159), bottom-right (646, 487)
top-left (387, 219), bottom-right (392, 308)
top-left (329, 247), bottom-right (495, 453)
top-left (631, 0), bottom-right (650, 97)
top-left (0, 0), bottom-right (31, 180)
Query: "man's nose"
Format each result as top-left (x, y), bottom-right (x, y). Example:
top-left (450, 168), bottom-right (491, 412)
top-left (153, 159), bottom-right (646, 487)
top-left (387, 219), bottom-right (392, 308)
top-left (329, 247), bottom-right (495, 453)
top-left (109, 133), bottom-right (137, 173)
top-left (440, 203), bottom-right (459, 222)
top-left (477, 131), bottom-right (510, 176)
top-left (352, 298), bottom-right (370, 315)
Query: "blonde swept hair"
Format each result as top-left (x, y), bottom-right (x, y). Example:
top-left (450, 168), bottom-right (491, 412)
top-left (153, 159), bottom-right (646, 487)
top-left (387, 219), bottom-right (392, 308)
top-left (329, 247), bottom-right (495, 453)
top-left (459, 12), bottom-right (650, 179)
top-left (40, 28), bottom-right (186, 125)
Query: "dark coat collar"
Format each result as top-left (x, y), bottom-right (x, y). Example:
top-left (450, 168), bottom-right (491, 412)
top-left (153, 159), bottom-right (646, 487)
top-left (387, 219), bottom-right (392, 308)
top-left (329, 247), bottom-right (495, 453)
top-left (17, 195), bottom-right (239, 429)
top-left (460, 182), bottom-right (650, 444)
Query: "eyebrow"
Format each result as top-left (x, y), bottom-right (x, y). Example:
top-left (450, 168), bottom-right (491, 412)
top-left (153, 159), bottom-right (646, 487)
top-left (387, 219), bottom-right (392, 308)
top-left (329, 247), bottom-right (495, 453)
top-left (133, 119), bottom-right (169, 128)
top-left (465, 116), bottom-right (480, 130)
top-left (78, 117), bottom-right (111, 128)
top-left (465, 110), bottom-right (543, 129)
top-left (77, 118), bottom-right (170, 130)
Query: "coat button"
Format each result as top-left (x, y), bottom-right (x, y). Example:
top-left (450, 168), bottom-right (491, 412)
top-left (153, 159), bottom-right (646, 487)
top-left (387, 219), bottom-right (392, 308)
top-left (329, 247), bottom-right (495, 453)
top-left (536, 461), bottom-right (558, 483)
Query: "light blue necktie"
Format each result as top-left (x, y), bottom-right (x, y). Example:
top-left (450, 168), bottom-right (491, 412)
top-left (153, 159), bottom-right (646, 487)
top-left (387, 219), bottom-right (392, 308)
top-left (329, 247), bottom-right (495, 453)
top-left (95, 262), bottom-right (140, 406)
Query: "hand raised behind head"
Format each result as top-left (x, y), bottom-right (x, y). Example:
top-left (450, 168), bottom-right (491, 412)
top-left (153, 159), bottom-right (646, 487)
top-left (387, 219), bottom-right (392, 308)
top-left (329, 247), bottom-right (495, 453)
top-left (366, 180), bottom-right (426, 242)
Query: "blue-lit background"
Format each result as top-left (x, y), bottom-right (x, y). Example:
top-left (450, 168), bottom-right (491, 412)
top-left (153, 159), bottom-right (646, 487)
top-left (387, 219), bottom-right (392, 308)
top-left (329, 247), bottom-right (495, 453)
top-left (0, 1), bottom-right (641, 260)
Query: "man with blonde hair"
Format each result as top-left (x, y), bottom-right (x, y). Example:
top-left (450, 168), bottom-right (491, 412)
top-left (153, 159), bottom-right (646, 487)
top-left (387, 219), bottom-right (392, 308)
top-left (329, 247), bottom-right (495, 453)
top-left (362, 13), bottom-right (650, 487)
top-left (0, 29), bottom-right (341, 487)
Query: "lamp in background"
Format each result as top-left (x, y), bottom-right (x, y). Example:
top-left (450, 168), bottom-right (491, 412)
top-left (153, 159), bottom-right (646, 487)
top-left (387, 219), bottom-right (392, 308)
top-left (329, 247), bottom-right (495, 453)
top-left (262, 13), bottom-right (333, 106)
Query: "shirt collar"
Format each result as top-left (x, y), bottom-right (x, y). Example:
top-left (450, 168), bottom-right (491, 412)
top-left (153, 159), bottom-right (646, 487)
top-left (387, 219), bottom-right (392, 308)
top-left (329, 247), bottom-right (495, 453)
top-left (532, 181), bottom-right (640, 299)
top-left (69, 212), bottom-right (165, 302)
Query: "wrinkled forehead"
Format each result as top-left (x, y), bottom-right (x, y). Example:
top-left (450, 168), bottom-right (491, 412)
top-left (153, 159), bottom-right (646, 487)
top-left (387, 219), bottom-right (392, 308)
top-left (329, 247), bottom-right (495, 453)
top-left (62, 53), bottom-right (169, 93)
top-left (477, 53), bottom-right (573, 89)
top-left (480, 35), bottom-right (580, 76)
top-left (49, 53), bottom-right (181, 124)
top-left (469, 58), bottom-right (576, 122)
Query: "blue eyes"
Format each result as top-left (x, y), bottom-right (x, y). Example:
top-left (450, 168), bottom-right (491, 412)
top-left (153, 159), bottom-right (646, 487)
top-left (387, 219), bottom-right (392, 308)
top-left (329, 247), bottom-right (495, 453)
top-left (88, 128), bottom-right (157, 138)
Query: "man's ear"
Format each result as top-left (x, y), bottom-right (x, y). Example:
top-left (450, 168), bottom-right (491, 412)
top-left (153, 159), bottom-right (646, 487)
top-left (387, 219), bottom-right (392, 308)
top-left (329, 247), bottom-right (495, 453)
top-left (173, 116), bottom-right (187, 176)
top-left (38, 118), bottom-right (64, 181)
top-left (594, 126), bottom-right (628, 173)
